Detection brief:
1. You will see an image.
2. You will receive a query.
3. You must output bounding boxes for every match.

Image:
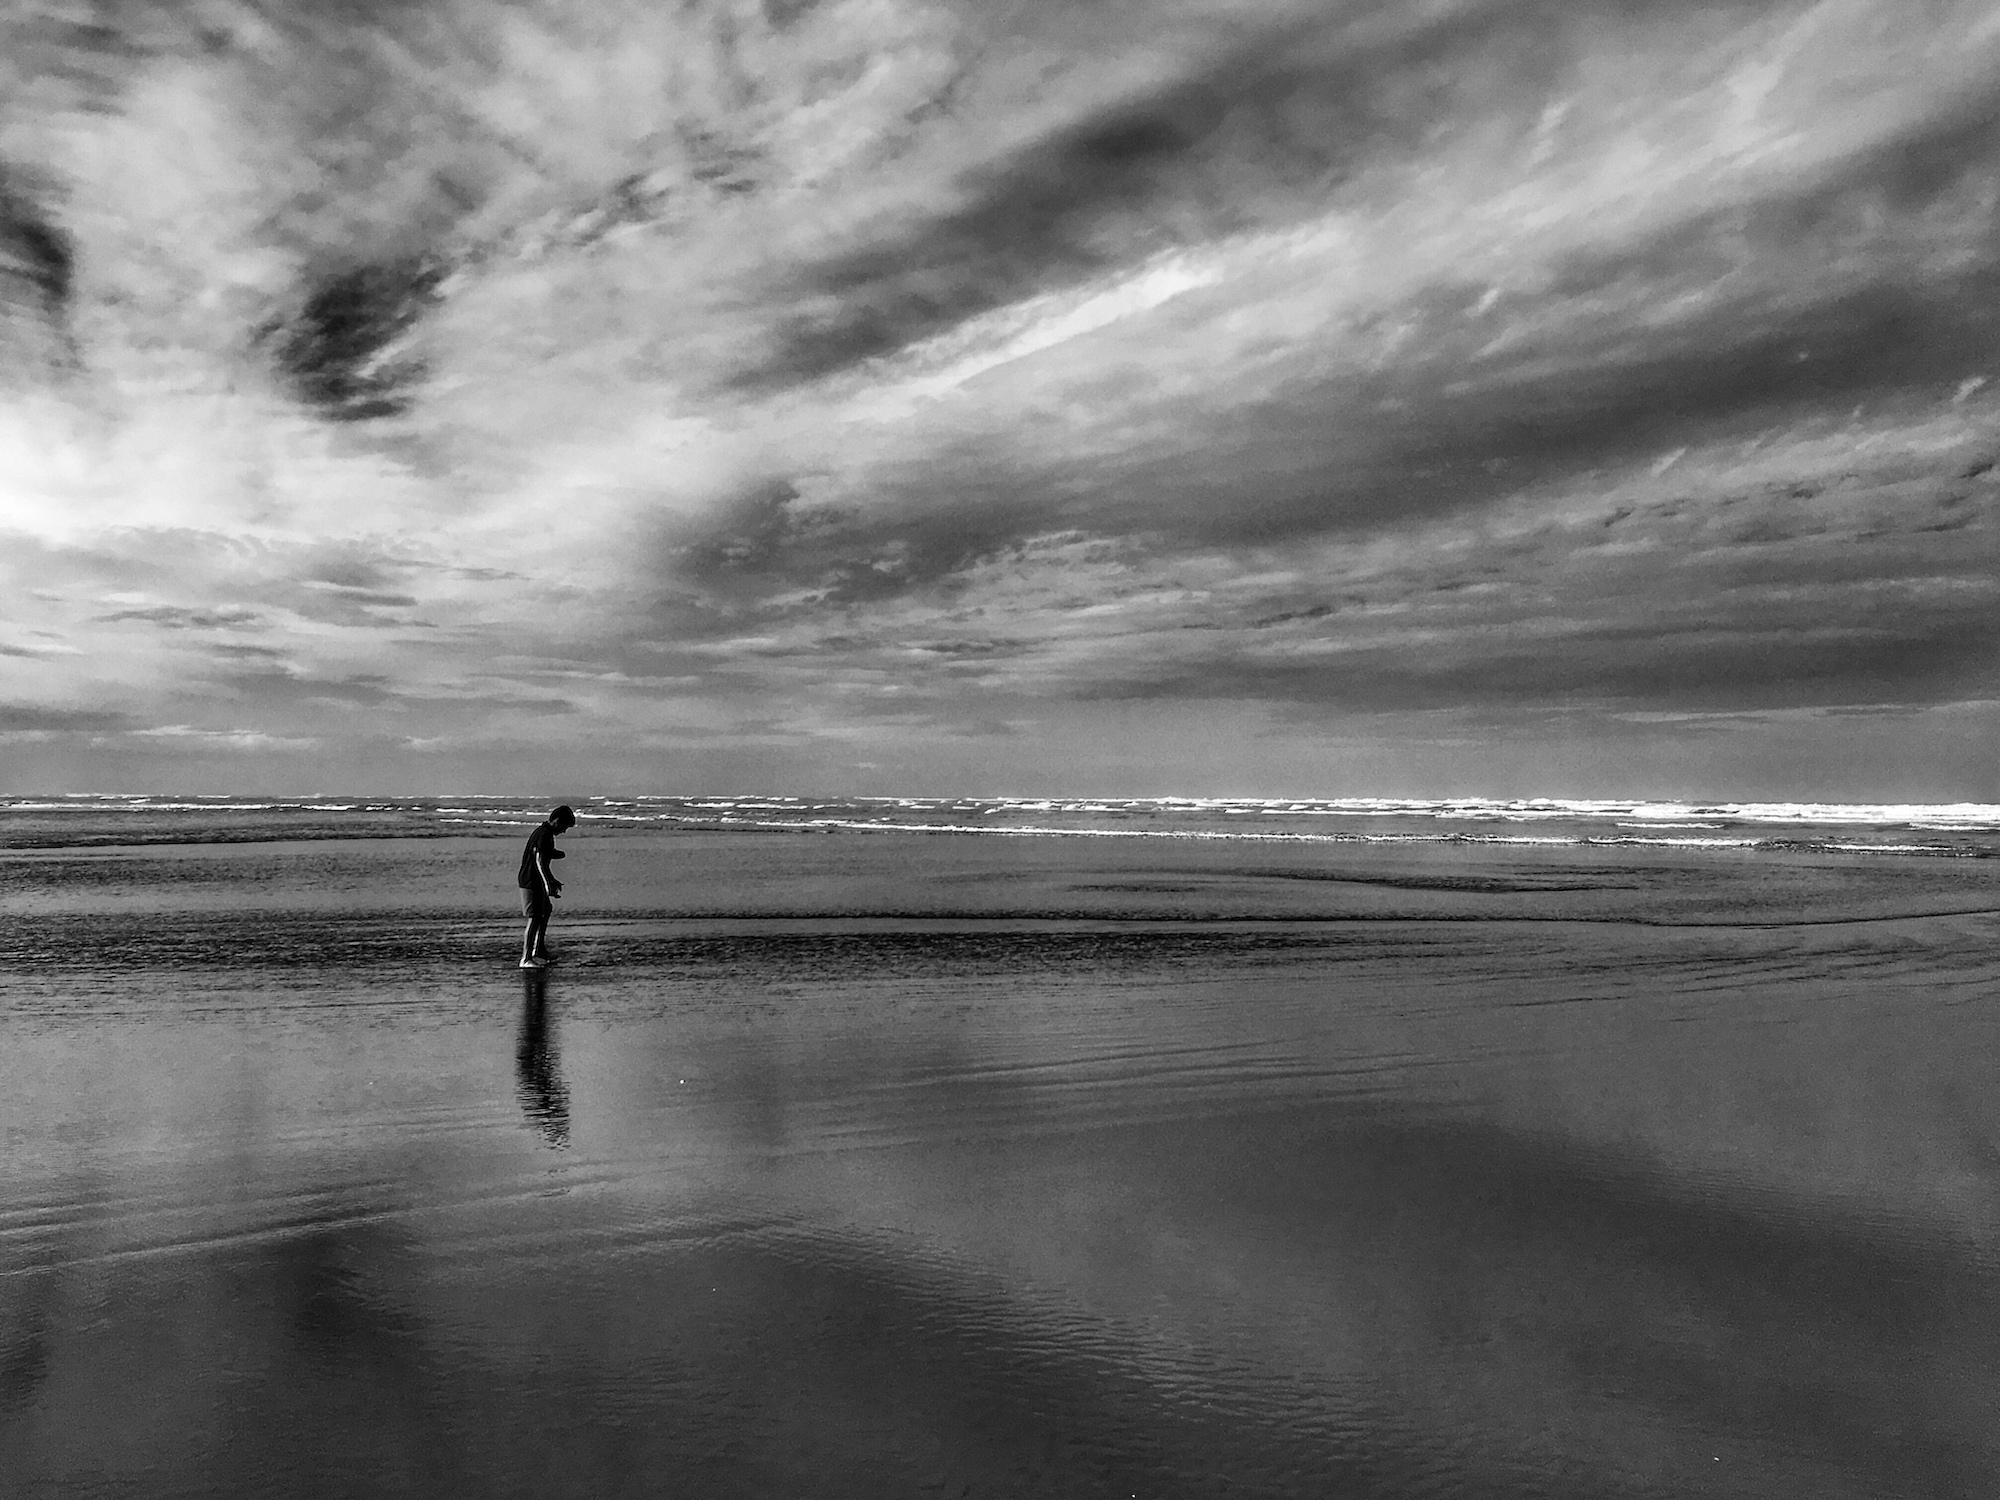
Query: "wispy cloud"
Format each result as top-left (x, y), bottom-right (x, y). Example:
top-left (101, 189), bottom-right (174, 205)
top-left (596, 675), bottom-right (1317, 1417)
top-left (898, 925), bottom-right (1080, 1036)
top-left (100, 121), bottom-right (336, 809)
top-left (130, 724), bottom-right (320, 751)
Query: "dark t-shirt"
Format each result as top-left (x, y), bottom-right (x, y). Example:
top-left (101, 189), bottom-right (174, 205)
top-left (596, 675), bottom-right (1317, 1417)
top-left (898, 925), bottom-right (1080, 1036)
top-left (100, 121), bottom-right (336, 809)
top-left (517, 823), bottom-right (559, 889)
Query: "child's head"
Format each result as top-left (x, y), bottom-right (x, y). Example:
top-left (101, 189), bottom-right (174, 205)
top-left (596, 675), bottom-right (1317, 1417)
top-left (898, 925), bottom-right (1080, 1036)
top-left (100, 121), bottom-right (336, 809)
top-left (550, 804), bottom-right (576, 831)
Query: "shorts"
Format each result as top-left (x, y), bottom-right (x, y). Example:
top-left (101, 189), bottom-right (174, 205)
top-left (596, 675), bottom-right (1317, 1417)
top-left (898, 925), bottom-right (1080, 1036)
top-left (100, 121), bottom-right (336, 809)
top-left (521, 886), bottom-right (552, 919)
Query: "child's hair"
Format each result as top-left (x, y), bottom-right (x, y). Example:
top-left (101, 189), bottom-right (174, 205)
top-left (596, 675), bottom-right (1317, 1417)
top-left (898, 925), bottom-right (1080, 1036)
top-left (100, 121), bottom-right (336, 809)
top-left (551, 804), bottom-right (576, 828)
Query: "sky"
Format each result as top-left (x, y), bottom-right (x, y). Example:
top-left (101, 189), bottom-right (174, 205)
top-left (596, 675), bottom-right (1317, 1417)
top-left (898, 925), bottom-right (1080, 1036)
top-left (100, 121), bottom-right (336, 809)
top-left (3, 0), bottom-right (1999, 799)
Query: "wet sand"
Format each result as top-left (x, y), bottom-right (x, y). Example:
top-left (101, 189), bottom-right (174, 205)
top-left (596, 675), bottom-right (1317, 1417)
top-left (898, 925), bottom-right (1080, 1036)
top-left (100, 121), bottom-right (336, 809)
top-left (4, 831), bottom-right (2000, 1498)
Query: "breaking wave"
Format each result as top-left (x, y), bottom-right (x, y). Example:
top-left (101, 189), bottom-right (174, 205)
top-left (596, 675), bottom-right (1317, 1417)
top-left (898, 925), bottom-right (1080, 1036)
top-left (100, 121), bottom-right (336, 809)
top-left (3, 794), bottom-right (1998, 856)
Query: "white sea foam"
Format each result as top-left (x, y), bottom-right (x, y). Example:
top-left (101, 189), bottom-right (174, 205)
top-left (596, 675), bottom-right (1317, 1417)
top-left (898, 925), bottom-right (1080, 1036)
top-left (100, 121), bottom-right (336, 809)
top-left (102, 801), bottom-right (281, 811)
top-left (9, 793), bottom-right (1998, 858)
top-left (639, 815), bottom-right (1793, 851)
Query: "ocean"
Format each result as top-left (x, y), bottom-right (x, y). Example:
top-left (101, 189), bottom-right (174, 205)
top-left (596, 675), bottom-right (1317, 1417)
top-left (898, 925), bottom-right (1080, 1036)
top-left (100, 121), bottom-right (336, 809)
top-left (4, 796), bottom-right (1999, 1498)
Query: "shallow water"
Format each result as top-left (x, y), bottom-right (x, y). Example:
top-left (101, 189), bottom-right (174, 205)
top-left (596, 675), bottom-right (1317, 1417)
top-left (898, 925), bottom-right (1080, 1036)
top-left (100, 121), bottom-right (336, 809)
top-left (4, 828), bottom-right (2000, 1498)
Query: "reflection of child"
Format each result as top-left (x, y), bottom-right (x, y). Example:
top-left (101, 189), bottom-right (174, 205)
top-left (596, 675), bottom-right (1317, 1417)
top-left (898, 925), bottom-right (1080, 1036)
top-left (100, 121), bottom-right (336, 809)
top-left (517, 805), bottom-right (576, 969)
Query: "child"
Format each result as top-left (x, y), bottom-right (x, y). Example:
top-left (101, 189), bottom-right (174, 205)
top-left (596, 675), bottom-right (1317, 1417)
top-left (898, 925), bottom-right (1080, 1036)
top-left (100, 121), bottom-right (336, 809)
top-left (517, 804), bottom-right (575, 968)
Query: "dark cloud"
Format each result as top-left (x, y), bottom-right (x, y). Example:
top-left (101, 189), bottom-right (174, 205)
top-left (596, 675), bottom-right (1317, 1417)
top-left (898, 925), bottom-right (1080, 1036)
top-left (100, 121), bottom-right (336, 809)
top-left (647, 428), bottom-right (2000, 729)
top-left (217, 668), bottom-right (400, 708)
top-left (267, 257), bottom-right (443, 422)
top-left (299, 554), bottom-right (404, 590)
top-left (1137, 611), bottom-right (2000, 716)
top-left (0, 705), bottom-right (131, 733)
top-left (305, 587), bottom-right (420, 608)
top-left (461, 694), bottom-right (576, 717)
top-left (0, 175), bottom-right (71, 310)
top-left (0, 168), bottom-right (74, 375)
top-left (266, 557), bottom-right (426, 625)
top-left (665, 470), bottom-right (1067, 613)
top-left (727, 0), bottom-right (1568, 388)
top-left (654, 79), bottom-right (2000, 642)
top-left (732, 0), bottom-right (1854, 394)
top-left (677, 479), bottom-right (816, 579)
top-left (1031, 114), bottom-right (2000, 551)
top-left (95, 605), bottom-right (265, 630)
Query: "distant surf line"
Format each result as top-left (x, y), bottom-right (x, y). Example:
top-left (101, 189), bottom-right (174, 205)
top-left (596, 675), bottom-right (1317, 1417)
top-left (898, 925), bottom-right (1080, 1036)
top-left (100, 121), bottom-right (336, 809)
top-left (12, 793), bottom-right (2000, 828)
top-left (631, 813), bottom-right (1972, 856)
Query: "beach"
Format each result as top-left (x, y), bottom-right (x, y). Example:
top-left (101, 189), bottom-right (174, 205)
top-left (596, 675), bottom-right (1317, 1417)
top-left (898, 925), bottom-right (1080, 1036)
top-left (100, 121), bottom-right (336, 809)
top-left (5, 799), bottom-right (2000, 1498)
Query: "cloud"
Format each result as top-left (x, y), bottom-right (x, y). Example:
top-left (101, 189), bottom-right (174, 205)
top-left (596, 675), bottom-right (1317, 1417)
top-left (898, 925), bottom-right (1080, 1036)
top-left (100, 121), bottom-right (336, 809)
top-left (95, 605), bottom-right (265, 629)
top-left (0, 704), bottom-right (132, 733)
top-left (130, 724), bottom-right (320, 751)
top-left (3, 0), bottom-right (2000, 794)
